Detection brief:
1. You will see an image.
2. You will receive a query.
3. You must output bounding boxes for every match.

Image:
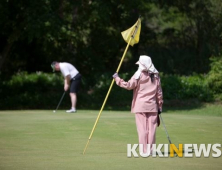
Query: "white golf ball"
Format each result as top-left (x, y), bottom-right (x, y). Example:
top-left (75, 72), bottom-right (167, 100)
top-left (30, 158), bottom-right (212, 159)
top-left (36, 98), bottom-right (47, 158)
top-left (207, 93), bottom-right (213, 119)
top-left (53, 110), bottom-right (56, 113)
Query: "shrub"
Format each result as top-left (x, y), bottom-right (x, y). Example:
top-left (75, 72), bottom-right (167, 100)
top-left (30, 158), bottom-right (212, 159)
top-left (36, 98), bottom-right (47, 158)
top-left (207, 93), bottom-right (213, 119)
top-left (206, 56), bottom-right (222, 98)
top-left (0, 72), bottom-right (64, 109)
top-left (0, 71), bottom-right (215, 110)
top-left (180, 74), bottom-right (213, 102)
top-left (161, 73), bottom-right (213, 102)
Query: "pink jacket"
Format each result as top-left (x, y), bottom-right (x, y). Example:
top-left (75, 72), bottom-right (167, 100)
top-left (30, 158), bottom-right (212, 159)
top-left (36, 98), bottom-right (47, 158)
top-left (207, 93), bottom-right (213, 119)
top-left (114, 72), bottom-right (163, 113)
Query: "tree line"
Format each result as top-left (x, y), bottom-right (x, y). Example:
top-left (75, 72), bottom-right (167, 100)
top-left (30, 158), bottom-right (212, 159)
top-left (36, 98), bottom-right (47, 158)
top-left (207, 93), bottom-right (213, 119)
top-left (0, 0), bottom-right (222, 86)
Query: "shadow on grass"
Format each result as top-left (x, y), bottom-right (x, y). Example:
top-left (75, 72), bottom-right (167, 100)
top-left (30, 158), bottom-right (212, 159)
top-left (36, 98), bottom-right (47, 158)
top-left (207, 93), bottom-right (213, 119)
top-left (102, 99), bottom-right (206, 112)
top-left (155, 149), bottom-right (194, 157)
top-left (163, 99), bottom-right (205, 111)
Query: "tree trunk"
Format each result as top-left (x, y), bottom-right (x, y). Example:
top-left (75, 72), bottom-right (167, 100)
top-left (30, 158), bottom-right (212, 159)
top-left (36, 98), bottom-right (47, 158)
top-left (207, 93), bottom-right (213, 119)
top-left (0, 28), bottom-right (21, 71)
top-left (0, 43), bottom-right (13, 71)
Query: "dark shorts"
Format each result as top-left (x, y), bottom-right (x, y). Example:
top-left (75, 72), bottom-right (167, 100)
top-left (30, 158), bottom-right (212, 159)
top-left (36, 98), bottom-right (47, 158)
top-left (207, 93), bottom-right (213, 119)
top-left (70, 73), bottom-right (81, 93)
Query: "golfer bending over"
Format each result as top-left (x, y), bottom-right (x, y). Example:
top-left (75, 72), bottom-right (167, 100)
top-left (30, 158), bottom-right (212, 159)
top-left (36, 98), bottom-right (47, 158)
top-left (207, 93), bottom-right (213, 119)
top-left (51, 61), bottom-right (81, 113)
top-left (113, 55), bottom-right (163, 155)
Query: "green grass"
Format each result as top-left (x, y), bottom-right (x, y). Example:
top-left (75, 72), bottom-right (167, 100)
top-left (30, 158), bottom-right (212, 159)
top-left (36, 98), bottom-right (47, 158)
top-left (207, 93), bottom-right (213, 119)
top-left (0, 106), bottom-right (222, 170)
top-left (165, 103), bottom-right (222, 116)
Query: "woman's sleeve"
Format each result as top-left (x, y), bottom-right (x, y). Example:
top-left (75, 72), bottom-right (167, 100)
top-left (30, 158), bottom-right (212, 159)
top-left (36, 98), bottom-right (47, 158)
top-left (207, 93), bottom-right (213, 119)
top-left (156, 78), bottom-right (163, 110)
top-left (114, 76), bottom-right (138, 90)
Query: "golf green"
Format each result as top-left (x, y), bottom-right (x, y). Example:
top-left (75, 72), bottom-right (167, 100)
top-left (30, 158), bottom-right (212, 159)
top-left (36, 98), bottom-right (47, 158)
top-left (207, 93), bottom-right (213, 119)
top-left (0, 108), bottom-right (221, 170)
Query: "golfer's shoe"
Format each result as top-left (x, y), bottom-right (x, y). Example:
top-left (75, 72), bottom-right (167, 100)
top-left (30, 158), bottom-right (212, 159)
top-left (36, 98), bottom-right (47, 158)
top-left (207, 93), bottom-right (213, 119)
top-left (66, 109), bottom-right (76, 113)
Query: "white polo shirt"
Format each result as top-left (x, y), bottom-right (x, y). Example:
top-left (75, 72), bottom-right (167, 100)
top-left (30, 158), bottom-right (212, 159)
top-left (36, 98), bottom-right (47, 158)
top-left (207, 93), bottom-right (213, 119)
top-left (59, 62), bottom-right (79, 79)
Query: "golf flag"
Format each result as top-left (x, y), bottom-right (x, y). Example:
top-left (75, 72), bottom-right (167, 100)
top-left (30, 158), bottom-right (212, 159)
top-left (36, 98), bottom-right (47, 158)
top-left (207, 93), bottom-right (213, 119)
top-left (83, 17), bottom-right (141, 155)
top-left (121, 18), bottom-right (141, 46)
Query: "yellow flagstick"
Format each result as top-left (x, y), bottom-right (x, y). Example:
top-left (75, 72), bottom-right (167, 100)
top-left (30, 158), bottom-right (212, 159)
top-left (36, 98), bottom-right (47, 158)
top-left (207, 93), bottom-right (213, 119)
top-left (83, 42), bottom-right (131, 155)
top-left (83, 17), bottom-right (141, 155)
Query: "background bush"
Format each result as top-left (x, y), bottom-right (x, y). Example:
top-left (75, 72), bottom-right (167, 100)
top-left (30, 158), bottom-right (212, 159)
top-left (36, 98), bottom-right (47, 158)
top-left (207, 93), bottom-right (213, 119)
top-left (206, 56), bottom-right (222, 100)
top-left (0, 71), bottom-right (214, 110)
top-left (161, 73), bottom-right (213, 102)
top-left (0, 72), bottom-right (64, 109)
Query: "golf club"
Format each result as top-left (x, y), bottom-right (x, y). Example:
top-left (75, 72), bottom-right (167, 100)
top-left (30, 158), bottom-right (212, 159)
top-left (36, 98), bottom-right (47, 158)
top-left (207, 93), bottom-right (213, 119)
top-left (159, 114), bottom-right (194, 157)
top-left (159, 114), bottom-right (172, 144)
top-left (53, 91), bottom-right (66, 113)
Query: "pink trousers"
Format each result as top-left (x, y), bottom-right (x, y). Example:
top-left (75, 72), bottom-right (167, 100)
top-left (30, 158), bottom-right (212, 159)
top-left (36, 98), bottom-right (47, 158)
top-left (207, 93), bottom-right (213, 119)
top-left (135, 112), bottom-right (158, 153)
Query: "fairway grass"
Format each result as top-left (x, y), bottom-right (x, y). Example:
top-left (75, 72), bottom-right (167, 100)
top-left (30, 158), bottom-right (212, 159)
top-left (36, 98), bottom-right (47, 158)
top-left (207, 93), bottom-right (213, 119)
top-left (0, 107), bottom-right (222, 170)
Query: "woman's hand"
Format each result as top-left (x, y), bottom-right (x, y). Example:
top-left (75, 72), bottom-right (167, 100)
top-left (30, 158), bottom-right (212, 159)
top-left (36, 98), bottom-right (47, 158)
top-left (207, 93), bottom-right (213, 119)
top-left (112, 72), bottom-right (119, 78)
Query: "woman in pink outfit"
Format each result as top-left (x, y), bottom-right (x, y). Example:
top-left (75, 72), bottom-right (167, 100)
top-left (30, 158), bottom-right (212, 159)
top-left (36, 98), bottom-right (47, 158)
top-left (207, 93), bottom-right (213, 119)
top-left (113, 55), bottom-right (163, 155)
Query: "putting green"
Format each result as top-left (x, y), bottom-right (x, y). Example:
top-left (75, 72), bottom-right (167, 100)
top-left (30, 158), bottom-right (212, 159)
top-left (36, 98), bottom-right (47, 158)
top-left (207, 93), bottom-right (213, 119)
top-left (0, 109), bottom-right (221, 170)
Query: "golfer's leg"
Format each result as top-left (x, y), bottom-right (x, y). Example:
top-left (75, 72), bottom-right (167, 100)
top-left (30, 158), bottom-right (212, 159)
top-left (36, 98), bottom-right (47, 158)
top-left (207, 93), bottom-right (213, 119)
top-left (69, 78), bottom-right (81, 110)
top-left (70, 92), bottom-right (77, 109)
top-left (148, 112), bottom-right (157, 153)
top-left (135, 113), bottom-right (148, 153)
